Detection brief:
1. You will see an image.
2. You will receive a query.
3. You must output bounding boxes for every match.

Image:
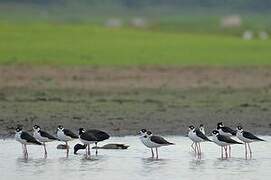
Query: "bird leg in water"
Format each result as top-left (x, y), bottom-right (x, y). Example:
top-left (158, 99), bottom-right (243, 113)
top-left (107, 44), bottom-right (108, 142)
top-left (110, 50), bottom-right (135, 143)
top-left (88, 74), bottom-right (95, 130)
top-left (66, 142), bottom-right (69, 157)
top-left (228, 145), bottom-right (231, 158)
top-left (95, 142), bottom-right (98, 156)
top-left (245, 143), bottom-right (248, 159)
top-left (43, 143), bottom-right (47, 156)
top-left (191, 142), bottom-right (196, 154)
top-left (224, 146), bottom-right (228, 159)
top-left (247, 143), bottom-right (252, 158)
top-left (151, 148), bottom-right (154, 158)
top-left (155, 148), bottom-right (159, 159)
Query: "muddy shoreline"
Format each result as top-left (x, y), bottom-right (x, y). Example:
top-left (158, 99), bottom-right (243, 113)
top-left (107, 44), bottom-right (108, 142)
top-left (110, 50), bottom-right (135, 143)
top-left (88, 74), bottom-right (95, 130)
top-left (1, 66), bottom-right (271, 137)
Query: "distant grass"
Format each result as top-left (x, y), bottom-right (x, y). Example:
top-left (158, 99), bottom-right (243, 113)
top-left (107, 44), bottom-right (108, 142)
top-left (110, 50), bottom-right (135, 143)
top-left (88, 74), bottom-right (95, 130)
top-left (0, 22), bottom-right (271, 66)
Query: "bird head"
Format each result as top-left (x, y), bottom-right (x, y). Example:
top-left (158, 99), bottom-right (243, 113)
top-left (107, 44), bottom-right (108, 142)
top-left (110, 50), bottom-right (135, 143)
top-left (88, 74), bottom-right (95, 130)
top-left (78, 128), bottom-right (86, 135)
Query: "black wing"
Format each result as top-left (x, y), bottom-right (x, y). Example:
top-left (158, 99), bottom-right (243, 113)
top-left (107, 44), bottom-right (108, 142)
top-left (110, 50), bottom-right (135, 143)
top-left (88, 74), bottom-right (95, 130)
top-left (21, 132), bottom-right (42, 145)
top-left (195, 129), bottom-right (212, 141)
top-left (217, 135), bottom-right (242, 144)
top-left (40, 130), bottom-right (58, 140)
top-left (150, 135), bottom-right (174, 145)
top-left (87, 129), bottom-right (110, 141)
top-left (221, 126), bottom-right (237, 135)
top-left (63, 129), bottom-right (78, 139)
top-left (243, 131), bottom-right (264, 141)
top-left (80, 131), bottom-right (97, 141)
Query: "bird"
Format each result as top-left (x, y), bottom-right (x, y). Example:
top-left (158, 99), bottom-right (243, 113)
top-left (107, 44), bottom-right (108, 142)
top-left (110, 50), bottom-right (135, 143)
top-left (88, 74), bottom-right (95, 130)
top-left (212, 130), bottom-right (242, 159)
top-left (188, 125), bottom-right (212, 157)
top-left (56, 125), bottom-right (78, 156)
top-left (33, 125), bottom-right (58, 157)
top-left (236, 126), bottom-right (264, 159)
top-left (216, 122), bottom-right (236, 157)
top-left (139, 129), bottom-right (174, 159)
top-left (92, 143), bottom-right (129, 149)
top-left (76, 128), bottom-right (110, 157)
top-left (74, 143), bottom-right (87, 154)
top-left (15, 126), bottom-right (42, 158)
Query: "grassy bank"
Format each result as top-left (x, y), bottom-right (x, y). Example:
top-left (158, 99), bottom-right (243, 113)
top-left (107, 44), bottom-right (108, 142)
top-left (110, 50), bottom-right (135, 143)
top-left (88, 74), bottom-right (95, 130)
top-left (0, 23), bottom-right (270, 66)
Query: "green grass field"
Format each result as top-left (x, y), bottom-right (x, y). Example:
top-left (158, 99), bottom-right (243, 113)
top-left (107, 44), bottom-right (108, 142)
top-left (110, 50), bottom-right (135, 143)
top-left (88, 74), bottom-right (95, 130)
top-left (0, 22), bottom-right (270, 66)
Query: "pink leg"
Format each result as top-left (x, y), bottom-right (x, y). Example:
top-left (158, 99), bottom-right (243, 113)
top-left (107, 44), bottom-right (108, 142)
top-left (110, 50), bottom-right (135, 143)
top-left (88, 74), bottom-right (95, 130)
top-left (66, 142), bottom-right (69, 157)
top-left (151, 148), bottom-right (154, 158)
top-left (43, 143), bottom-right (47, 157)
top-left (191, 142), bottom-right (196, 153)
top-left (198, 143), bottom-right (202, 156)
top-left (24, 144), bottom-right (28, 159)
top-left (195, 143), bottom-right (199, 156)
top-left (245, 143), bottom-right (248, 159)
top-left (228, 145), bottom-right (231, 158)
top-left (224, 146), bottom-right (228, 159)
top-left (248, 143), bottom-right (252, 158)
top-left (155, 148), bottom-right (158, 159)
top-left (221, 146), bottom-right (223, 159)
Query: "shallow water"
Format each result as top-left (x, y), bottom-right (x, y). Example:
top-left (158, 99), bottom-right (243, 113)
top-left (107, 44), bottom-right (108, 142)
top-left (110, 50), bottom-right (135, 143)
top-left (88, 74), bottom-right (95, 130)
top-left (1, 136), bottom-right (271, 180)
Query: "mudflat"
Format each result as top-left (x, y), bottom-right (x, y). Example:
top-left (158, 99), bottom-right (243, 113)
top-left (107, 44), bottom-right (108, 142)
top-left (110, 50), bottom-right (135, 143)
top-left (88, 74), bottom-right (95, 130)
top-left (1, 66), bottom-right (271, 137)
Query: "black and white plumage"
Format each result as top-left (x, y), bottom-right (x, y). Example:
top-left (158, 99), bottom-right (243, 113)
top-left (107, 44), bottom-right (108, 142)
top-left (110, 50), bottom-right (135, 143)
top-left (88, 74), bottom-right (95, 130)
top-left (217, 122), bottom-right (236, 136)
top-left (138, 129), bottom-right (174, 159)
top-left (212, 130), bottom-right (242, 159)
top-left (216, 122), bottom-right (236, 157)
top-left (76, 128), bottom-right (110, 157)
top-left (15, 127), bottom-right (42, 158)
top-left (33, 125), bottom-right (58, 156)
top-left (188, 125), bottom-right (211, 157)
top-left (236, 126), bottom-right (264, 159)
top-left (56, 125), bottom-right (78, 156)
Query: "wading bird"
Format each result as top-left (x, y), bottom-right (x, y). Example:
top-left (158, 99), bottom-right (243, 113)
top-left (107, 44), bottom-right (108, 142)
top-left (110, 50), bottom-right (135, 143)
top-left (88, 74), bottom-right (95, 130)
top-left (56, 125), bottom-right (78, 157)
top-left (15, 126), bottom-right (42, 158)
top-left (236, 126), bottom-right (264, 159)
top-left (33, 125), bottom-right (58, 157)
top-left (212, 130), bottom-right (242, 159)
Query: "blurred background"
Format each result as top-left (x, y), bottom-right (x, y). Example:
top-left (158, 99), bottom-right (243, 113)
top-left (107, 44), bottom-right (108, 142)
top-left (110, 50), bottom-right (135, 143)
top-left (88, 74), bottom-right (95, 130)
top-left (0, 0), bottom-right (270, 65)
top-left (0, 0), bottom-right (271, 136)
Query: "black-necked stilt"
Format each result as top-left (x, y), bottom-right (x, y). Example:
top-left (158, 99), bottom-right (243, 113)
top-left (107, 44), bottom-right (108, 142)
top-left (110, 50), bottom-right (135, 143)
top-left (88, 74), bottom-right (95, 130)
top-left (188, 125), bottom-right (211, 157)
top-left (216, 122), bottom-right (236, 157)
top-left (56, 125), bottom-right (78, 156)
top-left (76, 128), bottom-right (110, 157)
top-left (33, 125), bottom-right (58, 157)
top-left (15, 127), bottom-right (42, 158)
top-left (236, 126), bottom-right (264, 159)
top-left (212, 130), bottom-right (242, 159)
top-left (139, 129), bottom-right (174, 159)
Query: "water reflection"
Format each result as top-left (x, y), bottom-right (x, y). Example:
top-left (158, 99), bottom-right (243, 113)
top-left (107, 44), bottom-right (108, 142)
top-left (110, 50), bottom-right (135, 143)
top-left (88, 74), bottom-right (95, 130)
top-left (1, 136), bottom-right (270, 180)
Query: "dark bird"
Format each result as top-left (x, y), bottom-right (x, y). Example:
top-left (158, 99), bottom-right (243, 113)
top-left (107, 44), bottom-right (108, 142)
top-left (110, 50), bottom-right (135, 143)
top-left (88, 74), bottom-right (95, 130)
top-left (77, 128), bottom-right (110, 157)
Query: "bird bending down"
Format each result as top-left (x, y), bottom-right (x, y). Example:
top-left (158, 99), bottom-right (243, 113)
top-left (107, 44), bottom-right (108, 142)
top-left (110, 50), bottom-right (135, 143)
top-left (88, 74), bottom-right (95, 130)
top-left (236, 126), bottom-right (264, 159)
top-left (15, 127), bottom-right (42, 158)
top-left (76, 128), bottom-right (110, 157)
top-left (139, 129), bottom-right (174, 159)
top-left (56, 125), bottom-right (78, 157)
top-left (188, 125), bottom-right (212, 157)
top-left (212, 130), bottom-right (242, 159)
top-left (216, 122), bottom-right (236, 157)
top-left (33, 125), bottom-right (58, 157)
